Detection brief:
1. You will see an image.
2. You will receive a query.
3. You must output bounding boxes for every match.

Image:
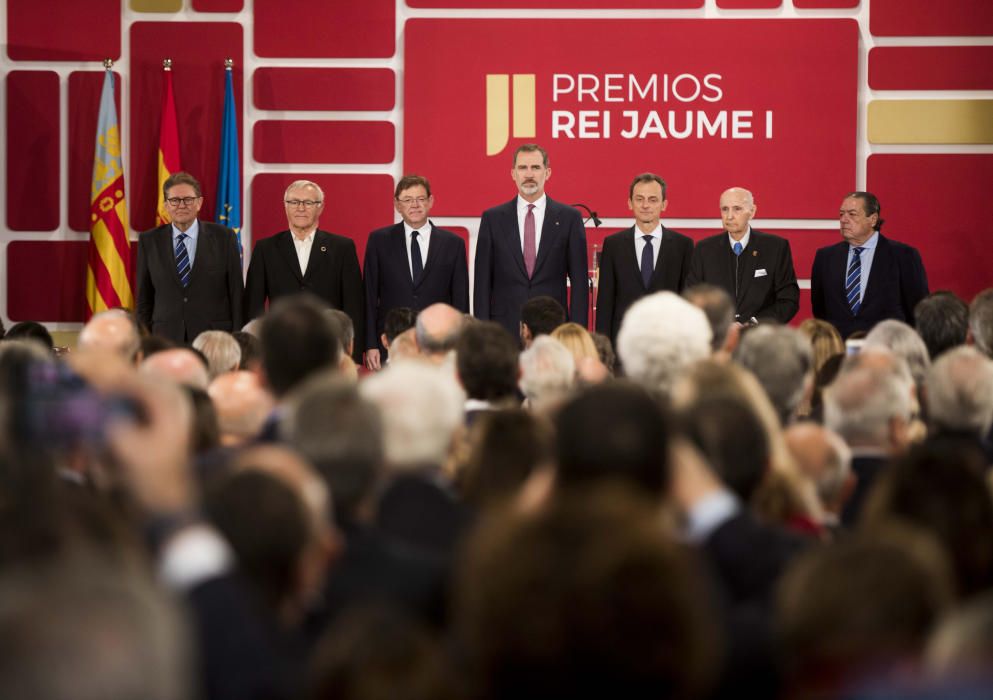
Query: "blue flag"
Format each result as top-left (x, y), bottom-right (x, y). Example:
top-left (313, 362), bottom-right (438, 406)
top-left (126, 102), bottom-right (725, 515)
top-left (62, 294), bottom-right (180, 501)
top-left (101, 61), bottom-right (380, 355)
top-left (216, 67), bottom-right (242, 265)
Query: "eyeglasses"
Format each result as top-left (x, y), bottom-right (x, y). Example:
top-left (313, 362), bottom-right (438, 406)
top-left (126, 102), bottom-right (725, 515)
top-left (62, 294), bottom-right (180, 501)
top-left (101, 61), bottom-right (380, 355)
top-left (285, 199), bottom-right (322, 209)
top-left (165, 196), bottom-right (200, 207)
top-left (396, 196), bottom-right (429, 206)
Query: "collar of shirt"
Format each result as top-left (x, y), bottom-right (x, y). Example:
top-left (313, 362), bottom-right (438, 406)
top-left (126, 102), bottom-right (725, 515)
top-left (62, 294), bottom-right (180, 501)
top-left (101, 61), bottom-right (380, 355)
top-left (851, 231), bottom-right (879, 252)
top-left (636, 224), bottom-right (662, 242)
top-left (403, 221), bottom-right (431, 242)
top-left (172, 219), bottom-right (200, 244)
top-left (727, 226), bottom-right (750, 251)
top-left (517, 193), bottom-right (546, 214)
top-left (291, 228), bottom-right (316, 245)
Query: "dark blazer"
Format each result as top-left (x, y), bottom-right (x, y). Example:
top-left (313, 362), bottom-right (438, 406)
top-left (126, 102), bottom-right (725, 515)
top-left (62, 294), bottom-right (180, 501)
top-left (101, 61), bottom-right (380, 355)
top-left (810, 233), bottom-right (929, 339)
top-left (686, 229), bottom-right (799, 324)
top-left (363, 222), bottom-right (468, 352)
top-left (473, 196), bottom-right (589, 336)
top-left (244, 229), bottom-right (365, 361)
top-left (595, 225), bottom-right (694, 346)
top-left (136, 221), bottom-right (244, 344)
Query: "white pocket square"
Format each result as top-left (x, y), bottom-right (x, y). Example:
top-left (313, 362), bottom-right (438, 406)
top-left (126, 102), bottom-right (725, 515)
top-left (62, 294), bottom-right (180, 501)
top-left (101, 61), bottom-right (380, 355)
top-left (754, 269), bottom-right (768, 278)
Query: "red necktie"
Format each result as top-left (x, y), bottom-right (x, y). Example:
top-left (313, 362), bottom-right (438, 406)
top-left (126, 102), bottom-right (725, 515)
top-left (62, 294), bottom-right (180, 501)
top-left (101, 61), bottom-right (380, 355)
top-left (524, 203), bottom-right (536, 278)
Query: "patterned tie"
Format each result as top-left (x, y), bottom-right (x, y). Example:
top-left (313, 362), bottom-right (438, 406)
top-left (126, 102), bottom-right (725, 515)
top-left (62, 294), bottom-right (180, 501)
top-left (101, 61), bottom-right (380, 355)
top-left (523, 203), bottom-right (537, 278)
top-left (641, 235), bottom-right (654, 288)
top-left (175, 232), bottom-right (191, 287)
top-left (733, 241), bottom-right (743, 257)
top-left (846, 246), bottom-right (864, 314)
top-left (410, 229), bottom-right (423, 284)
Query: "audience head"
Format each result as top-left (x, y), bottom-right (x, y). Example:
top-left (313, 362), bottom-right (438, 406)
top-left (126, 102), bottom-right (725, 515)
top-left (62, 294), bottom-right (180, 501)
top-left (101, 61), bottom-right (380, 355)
top-left (415, 303), bottom-right (465, 359)
top-left (967, 288), bottom-right (993, 358)
top-left (616, 291), bottom-right (712, 400)
top-left (3, 321), bottom-right (54, 352)
top-left (455, 321), bottom-right (519, 402)
top-left (864, 319), bottom-right (931, 389)
top-left (325, 308), bottom-right (355, 358)
top-left (518, 335), bottom-right (575, 412)
top-left (784, 422), bottom-right (852, 517)
top-left (260, 294), bottom-right (341, 398)
top-left (140, 348), bottom-right (210, 390)
top-left (207, 370), bottom-right (275, 446)
top-left (382, 307), bottom-right (417, 347)
top-left (590, 332), bottom-right (616, 375)
top-left (519, 296), bottom-right (566, 348)
top-left (683, 283), bottom-right (737, 354)
top-left (550, 322), bottom-right (599, 368)
top-left (733, 325), bottom-right (813, 426)
top-left (925, 345), bottom-right (993, 438)
top-left (388, 328), bottom-right (419, 362)
top-left (78, 310), bottom-right (141, 363)
top-left (915, 291), bottom-right (969, 361)
top-left (191, 330), bottom-right (241, 380)
top-left (231, 331), bottom-right (261, 372)
top-left (798, 318), bottom-right (845, 375)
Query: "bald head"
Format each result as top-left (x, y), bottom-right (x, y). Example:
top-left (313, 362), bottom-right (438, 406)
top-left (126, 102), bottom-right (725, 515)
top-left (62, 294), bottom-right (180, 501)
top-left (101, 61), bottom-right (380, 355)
top-left (78, 310), bottom-right (140, 363)
top-left (784, 422), bottom-right (852, 515)
top-left (719, 187), bottom-right (756, 239)
top-left (415, 303), bottom-right (466, 357)
top-left (141, 348), bottom-right (210, 390)
top-left (389, 328), bottom-right (420, 362)
top-left (208, 371), bottom-right (275, 446)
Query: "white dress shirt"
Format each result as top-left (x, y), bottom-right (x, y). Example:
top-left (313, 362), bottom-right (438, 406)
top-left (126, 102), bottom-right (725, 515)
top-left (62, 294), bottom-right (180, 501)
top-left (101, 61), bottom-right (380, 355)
top-left (634, 224), bottom-right (662, 269)
top-left (404, 222), bottom-right (431, 279)
top-left (292, 229), bottom-right (316, 276)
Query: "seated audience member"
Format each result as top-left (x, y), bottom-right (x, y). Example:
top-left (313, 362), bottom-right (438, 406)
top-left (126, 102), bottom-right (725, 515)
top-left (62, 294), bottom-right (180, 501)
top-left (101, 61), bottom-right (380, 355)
top-left (616, 291), bottom-right (712, 402)
top-left (414, 303), bottom-right (466, 364)
top-left (777, 530), bottom-right (952, 700)
top-left (683, 283), bottom-right (739, 356)
top-left (864, 319), bottom-right (931, 395)
top-left (140, 334), bottom-right (175, 360)
top-left (232, 330), bottom-right (262, 372)
top-left (141, 347), bottom-right (210, 390)
top-left (590, 332), bottom-right (616, 375)
top-left (927, 591), bottom-right (993, 685)
top-left (77, 309), bottom-right (142, 364)
top-left (861, 438), bottom-right (993, 599)
top-left (381, 306), bottom-right (417, 346)
top-left (3, 320), bottom-right (54, 352)
top-left (798, 318), bottom-right (845, 376)
top-left (519, 295), bottom-right (566, 349)
top-left (967, 288), bottom-right (993, 358)
top-left (455, 488), bottom-right (718, 700)
top-left (193, 330), bottom-right (242, 380)
top-left (733, 325), bottom-right (813, 427)
top-left (185, 386), bottom-right (221, 456)
top-left (784, 423), bottom-right (854, 531)
top-left (551, 322), bottom-right (607, 384)
top-left (388, 327), bottom-right (420, 363)
top-left (518, 335), bottom-right (576, 413)
top-left (208, 371), bottom-right (275, 447)
top-left (455, 321), bottom-right (520, 421)
top-left (914, 290), bottom-right (969, 361)
top-left (326, 308), bottom-right (359, 380)
top-left (823, 350), bottom-right (916, 526)
top-left (925, 346), bottom-right (993, 463)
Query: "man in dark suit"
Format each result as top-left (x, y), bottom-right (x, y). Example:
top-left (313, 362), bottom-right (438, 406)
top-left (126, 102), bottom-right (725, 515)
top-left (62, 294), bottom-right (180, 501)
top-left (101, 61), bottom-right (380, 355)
top-left (473, 143), bottom-right (588, 337)
top-left (136, 172), bottom-right (244, 344)
top-left (811, 191), bottom-right (928, 339)
top-left (595, 173), bottom-right (693, 347)
top-left (244, 179), bottom-right (365, 362)
top-left (686, 187), bottom-right (799, 324)
top-left (363, 174), bottom-right (468, 371)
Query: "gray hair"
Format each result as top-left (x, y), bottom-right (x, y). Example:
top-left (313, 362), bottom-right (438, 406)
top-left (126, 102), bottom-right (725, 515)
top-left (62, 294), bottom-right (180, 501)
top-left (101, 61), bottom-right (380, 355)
top-left (733, 325), bottom-right (813, 425)
top-left (926, 346), bottom-right (993, 437)
top-left (864, 320), bottom-right (930, 388)
top-left (518, 335), bottom-right (576, 409)
top-left (969, 288), bottom-right (993, 359)
top-left (191, 330), bottom-right (242, 380)
top-left (824, 360), bottom-right (914, 447)
top-left (616, 291), bottom-right (712, 398)
top-left (284, 179), bottom-right (324, 202)
top-left (359, 360), bottom-right (465, 472)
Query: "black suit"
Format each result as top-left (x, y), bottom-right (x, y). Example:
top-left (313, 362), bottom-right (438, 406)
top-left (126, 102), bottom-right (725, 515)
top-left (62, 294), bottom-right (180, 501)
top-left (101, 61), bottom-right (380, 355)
top-left (595, 225), bottom-right (694, 347)
top-left (810, 233), bottom-right (929, 339)
top-left (136, 221), bottom-right (244, 344)
top-left (244, 229), bottom-right (365, 361)
top-left (473, 196), bottom-right (588, 336)
top-left (363, 222), bottom-right (468, 352)
top-left (686, 229), bottom-right (799, 324)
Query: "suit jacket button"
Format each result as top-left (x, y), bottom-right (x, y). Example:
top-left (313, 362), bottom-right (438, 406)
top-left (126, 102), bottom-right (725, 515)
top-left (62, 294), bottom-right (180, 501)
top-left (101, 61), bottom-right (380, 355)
top-left (183, 297), bottom-right (188, 303)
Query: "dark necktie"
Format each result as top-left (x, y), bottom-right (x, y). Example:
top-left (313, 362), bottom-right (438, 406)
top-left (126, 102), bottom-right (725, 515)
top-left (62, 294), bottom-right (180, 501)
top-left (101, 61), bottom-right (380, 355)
top-left (411, 229), bottom-right (423, 284)
top-left (641, 234), bottom-right (654, 288)
top-left (175, 233), bottom-right (191, 287)
top-left (846, 246), bottom-right (864, 314)
top-left (523, 203), bottom-right (536, 278)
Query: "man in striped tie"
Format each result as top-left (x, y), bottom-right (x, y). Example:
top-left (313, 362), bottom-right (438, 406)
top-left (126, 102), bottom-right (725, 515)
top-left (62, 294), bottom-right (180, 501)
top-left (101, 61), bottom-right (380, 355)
top-left (811, 192), bottom-right (929, 339)
top-left (136, 172), bottom-right (244, 344)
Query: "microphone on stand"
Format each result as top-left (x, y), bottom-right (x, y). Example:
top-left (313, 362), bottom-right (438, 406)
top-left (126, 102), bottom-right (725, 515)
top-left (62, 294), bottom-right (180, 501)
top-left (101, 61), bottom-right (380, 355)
top-left (571, 203), bottom-right (602, 228)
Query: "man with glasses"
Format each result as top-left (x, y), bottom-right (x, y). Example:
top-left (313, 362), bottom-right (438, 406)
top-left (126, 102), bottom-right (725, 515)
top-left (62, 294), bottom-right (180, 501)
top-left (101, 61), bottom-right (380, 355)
top-left (136, 171), bottom-right (244, 344)
top-left (362, 174), bottom-right (468, 371)
top-left (244, 179), bottom-right (364, 362)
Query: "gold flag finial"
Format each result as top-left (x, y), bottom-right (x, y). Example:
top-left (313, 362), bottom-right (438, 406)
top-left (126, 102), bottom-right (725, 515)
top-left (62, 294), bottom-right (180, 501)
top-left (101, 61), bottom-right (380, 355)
top-left (163, 58), bottom-right (173, 71)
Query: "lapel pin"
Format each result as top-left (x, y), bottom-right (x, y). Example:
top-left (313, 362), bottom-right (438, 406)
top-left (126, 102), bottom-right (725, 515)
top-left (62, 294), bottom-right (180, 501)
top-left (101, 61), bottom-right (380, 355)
top-left (752, 250), bottom-right (757, 257)
top-left (321, 246), bottom-right (327, 252)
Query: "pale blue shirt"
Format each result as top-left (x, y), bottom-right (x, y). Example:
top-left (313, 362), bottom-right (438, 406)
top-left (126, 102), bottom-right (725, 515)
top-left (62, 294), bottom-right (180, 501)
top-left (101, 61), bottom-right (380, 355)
top-left (172, 219), bottom-right (200, 268)
top-left (634, 224), bottom-right (662, 268)
top-left (846, 231), bottom-right (878, 303)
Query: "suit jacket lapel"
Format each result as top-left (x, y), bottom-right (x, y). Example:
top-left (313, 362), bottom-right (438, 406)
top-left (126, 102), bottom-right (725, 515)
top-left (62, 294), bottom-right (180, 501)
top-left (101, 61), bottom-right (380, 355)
top-left (623, 227), bottom-right (646, 287)
top-left (504, 199), bottom-right (528, 278)
top-left (159, 225), bottom-right (184, 288)
top-left (533, 199), bottom-right (560, 278)
top-left (737, 235), bottom-right (759, 304)
top-left (304, 231), bottom-right (331, 281)
top-left (277, 231), bottom-right (305, 283)
top-left (859, 234), bottom-right (887, 310)
top-left (395, 223), bottom-right (416, 288)
top-left (650, 228), bottom-right (674, 290)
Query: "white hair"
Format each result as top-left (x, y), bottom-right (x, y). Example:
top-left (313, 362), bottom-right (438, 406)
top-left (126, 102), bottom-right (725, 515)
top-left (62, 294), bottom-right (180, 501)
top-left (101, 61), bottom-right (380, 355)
top-left (926, 345), bottom-right (993, 437)
top-left (616, 291), bottom-right (712, 397)
top-left (191, 330), bottom-right (242, 380)
top-left (284, 179), bottom-right (325, 202)
top-left (823, 362), bottom-right (914, 447)
top-left (359, 360), bottom-right (465, 472)
top-left (518, 335), bottom-right (575, 408)
top-left (733, 325), bottom-right (813, 425)
top-left (865, 320), bottom-right (930, 387)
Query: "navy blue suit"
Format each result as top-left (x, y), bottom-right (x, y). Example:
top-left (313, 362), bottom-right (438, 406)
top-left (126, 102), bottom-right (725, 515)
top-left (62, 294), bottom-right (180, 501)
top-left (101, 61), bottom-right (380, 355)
top-left (473, 196), bottom-right (588, 336)
top-left (363, 222), bottom-right (469, 352)
top-left (810, 233), bottom-right (928, 339)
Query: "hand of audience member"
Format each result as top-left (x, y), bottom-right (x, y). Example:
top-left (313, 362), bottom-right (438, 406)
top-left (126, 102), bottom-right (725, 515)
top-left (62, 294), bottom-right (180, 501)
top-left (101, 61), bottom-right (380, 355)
top-left (669, 437), bottom-right (724, 514)
top-left (365, 349), bottom-right (381, 372)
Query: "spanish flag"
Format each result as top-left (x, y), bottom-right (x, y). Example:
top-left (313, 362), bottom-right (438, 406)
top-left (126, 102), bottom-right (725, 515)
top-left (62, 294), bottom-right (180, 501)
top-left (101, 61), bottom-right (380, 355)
top-left (86, 66), bottom-right (133, 317)
top-left (155, 61), bottom-right (181, 226)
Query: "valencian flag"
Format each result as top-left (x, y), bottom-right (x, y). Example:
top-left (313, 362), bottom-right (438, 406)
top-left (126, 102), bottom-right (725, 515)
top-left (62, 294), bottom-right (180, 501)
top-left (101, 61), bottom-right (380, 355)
top-left (156, 59), bottom-right (181, 225)
top-left (86, 64), bottom-right (134, 318)
top-left (216, 60), bottom-right (242, 265)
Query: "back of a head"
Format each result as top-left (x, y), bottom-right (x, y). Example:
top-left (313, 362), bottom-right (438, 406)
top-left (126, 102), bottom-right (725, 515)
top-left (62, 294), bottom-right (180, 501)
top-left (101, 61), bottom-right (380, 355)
top-left (456, 321), bottom-right (520, 402)
top-left (798, 318), bottom-right (845, 374)
top-left (925, 345), bottom-right (993, 437)
top-left (555, 382), bottom-right (670, 496)
top-left (968, 288), bottom-right (993, 359)
top-left (462, 409), bottom-right (553, 508)
top-left (864, 319), bottom-right (931, 387)
top-left (616, 291), bottom-right (712, 399)
top-left (520, 296), bottom-right (566, 338)
top-left (192, 330), bottom-right (242, 380)
top-left (733, 325), bottom-right (813, 426)
top-left (383, 307), bottom-right (418, 346)
top-left (260, 294), bottom-right (341, 398)
top-left (415, 303), bottom-right (466, 356)
top-left (550, 322), bottom-right (599, 365)
top-left (78, 310), bottom-right (141, 362)
top-left (824, 356), bottom-right (914, 448)
top-left (140, 347), bottom-right (210, 390)
top-left (325, 308), bottom-right (355, 355)
top-left (208, 370), bottom-right (274, 445)
top-left (232, 331), bottom-right (262, 371)
top-left (915, 291), bottom-right (969, 361)
top-left (3, 321), bottom-right (54, 352)
top-left (517, 335), bottom-right (575, 408)
top-left (456, 488), bottom-right (717, 700)
top-left (683, 283), bottom-right (735, 353)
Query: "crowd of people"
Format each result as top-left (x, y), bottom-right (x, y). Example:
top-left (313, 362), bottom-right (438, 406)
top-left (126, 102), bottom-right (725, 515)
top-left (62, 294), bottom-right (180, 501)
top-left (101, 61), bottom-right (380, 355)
top-left (1, 279), bottom-right (993, 700)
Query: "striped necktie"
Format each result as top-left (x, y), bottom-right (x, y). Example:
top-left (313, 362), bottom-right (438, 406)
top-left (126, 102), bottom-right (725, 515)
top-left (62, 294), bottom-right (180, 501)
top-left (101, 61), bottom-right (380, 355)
top-left (846, 246), bottom-right (864, 314)
top-left (175, 233), bottom-right (191, 287)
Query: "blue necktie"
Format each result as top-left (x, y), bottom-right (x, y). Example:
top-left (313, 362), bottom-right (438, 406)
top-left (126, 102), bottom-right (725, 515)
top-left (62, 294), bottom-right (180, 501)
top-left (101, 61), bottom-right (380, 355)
top-left (846, 246), bottom-right (864, 314)
top-left (733, 241), bottom-right (743, 256)
top-left (175, 233), bottom-right (191, 287)
top-left (641, 235), bottom-right (654, 288)
top-left (411, 230), bottom-right (423, 284)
